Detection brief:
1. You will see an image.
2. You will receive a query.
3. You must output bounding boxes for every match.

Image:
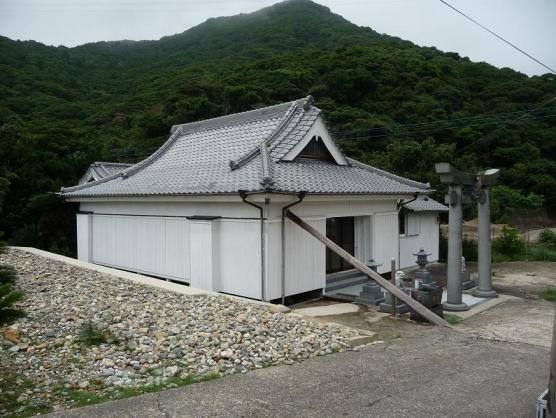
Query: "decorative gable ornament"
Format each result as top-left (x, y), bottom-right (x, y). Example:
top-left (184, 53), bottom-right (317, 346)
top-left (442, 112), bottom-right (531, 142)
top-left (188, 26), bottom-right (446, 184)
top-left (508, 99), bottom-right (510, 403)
top-left (281, 117), bottom-right (348, 166)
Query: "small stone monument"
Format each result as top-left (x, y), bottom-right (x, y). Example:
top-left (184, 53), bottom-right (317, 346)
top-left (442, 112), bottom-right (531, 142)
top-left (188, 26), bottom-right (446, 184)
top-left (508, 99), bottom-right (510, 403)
top-left (379, 270), bottom-right (410, 315)
top-left (460, 256), bottom-right (475, 290)
top-left (356, 259), bottom-right (385, 306)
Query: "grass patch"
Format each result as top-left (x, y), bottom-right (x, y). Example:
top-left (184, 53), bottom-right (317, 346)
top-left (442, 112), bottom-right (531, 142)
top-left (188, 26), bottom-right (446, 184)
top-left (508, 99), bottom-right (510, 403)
top-left (542, 288), bottom-right (556, 302)
top-left (53, 372), bottom-right (221, 409)
top-left (527, 245), bottom-right (556, 262)
top-left (0, 373), bottom-right (51, 417)
top-left (62, 388), bottom-right (111, 407)
top-left (444, 314), bottom-right (462, 325)
top-left (490, 227), bottom-right (556, 262)
top-left (491, 243), bottom-right (556, 263)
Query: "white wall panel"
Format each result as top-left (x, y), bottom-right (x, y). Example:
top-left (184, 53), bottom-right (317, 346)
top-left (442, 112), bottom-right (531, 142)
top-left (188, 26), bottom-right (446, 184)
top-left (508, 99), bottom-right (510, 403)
top-left (91, 214), bottom-right (190, 282)
top-left (218, 220), bottom-right (261, 299)
top-left (76, 214), bottom-right (92, 262)
top-left (284, 217), bottom-right (326, 296)
top-left (265, 221), bottom-right (282, 301)
top-left (113, 216), bottom-right (136, 269)
top-left (92, 215), bottom-right (116, 266)
top-left (189, 221), bottom-right (217, 291)
top-left (163, 219), bottom-right (190, 280)
top-left (135, 217), bottom-right (165, 274)
top-left (372, 212), bottom-right (399, 274)
top-left (355, 216), bottom-right (372, 262)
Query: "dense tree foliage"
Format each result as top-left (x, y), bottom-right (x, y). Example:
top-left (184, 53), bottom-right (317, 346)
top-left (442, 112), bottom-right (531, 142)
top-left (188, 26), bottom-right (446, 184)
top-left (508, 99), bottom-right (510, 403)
top-left (0, 176), bottom-right (24, 324)
top-left (0, 0), bottom-right (554, 254)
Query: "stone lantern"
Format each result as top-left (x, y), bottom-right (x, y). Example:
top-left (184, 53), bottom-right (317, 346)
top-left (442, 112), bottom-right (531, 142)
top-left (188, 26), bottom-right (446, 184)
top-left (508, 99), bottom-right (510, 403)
top-left (367, 258), bottom-right (382, 272)
top-left (412, 248), bottom-right (435, 286)
top-left (410, 248), bottom-right (443, 322)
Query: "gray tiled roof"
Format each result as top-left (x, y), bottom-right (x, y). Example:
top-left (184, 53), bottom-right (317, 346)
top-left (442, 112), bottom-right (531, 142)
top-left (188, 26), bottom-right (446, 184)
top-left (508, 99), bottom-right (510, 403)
top-left (61, 97), bottom-right (431, 198)
top-left (404, 197), bottom-right (448, 212)
top-left (78, 162), bottom-right (132, 185)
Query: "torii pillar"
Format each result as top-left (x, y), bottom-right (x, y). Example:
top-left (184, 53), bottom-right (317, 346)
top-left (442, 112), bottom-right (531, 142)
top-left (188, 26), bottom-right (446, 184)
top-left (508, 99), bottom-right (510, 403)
top-left (435, 163), bottom-right (474, 311)
top-left (473, 169), bottom-right (499, 298)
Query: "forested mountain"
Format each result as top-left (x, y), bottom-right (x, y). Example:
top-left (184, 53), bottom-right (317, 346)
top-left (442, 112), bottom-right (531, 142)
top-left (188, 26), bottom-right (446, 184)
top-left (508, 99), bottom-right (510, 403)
top-left (0, 0), bottom-right (555, 254)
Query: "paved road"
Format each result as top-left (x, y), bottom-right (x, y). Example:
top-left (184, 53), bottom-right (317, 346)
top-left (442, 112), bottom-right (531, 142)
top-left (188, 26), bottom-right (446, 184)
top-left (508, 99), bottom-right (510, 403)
top-left (52, 327), bottom-right (549, 418)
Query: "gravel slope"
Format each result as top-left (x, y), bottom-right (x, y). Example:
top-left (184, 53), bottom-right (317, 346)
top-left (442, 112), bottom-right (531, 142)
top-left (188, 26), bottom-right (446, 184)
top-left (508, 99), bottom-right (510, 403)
top-left (0, 248), bottom-right (356, 415)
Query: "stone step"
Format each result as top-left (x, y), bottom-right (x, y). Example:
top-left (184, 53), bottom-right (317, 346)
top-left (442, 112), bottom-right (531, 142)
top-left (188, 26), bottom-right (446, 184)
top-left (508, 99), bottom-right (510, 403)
top-left (325, 270), bottom-right (364, 285)
top-left (325, 275), bottom-right (370, 292)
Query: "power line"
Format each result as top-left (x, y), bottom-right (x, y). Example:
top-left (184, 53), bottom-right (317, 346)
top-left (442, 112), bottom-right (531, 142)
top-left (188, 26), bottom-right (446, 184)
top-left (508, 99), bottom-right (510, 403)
top-left (113, 100), bottom-right (556, 160)
top-left (439, 0), bottom-right (556, 74)
top-left (332, 109), bottom-right (556, 141)
top-left (332, 107), bottom-right (553, 136)
top-left (115, 104), bottom-right (556, 157)
top-left (451, 95), bottom-right (556, 155)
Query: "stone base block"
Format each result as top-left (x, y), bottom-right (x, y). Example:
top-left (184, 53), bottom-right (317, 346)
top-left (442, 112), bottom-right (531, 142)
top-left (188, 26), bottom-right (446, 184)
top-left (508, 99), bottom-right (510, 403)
top-left (379, 302), bottom-right (410, 315)
top-left (410, 304), bottom-right (443, 323)
top-left (472, 288), bottom-right (498, 298)
top-left (356, 283), bottom-right (385, 306)
top-left (443, 301), bottom-right (469, 312)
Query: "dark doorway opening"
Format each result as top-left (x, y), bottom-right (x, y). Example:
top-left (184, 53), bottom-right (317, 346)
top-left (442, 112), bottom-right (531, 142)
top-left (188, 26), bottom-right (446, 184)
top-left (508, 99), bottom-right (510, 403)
top-left (326, 216), bottom-right (355, 273)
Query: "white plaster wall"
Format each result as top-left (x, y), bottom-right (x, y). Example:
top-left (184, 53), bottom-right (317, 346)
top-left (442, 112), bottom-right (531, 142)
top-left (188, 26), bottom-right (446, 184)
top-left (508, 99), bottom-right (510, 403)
top-left (80, 201), bottom-right (259, 218)
top-left (269, 199), bottom-right (396, 219)
top-left (399, 213), bottom-right (440, 269)
top-left (78, 196), bottom-right (405, 300)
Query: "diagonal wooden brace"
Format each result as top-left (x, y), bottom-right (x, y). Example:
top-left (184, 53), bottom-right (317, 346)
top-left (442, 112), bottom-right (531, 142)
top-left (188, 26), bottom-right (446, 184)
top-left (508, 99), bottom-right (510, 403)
top-left (286, 210), bottom-right (451, 328)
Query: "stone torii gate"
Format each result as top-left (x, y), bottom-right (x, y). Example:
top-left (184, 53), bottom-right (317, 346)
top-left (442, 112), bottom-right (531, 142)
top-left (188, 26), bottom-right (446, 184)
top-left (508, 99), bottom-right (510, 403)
top-left (473, 168), bottom-right (500, 298)
top-left (435, 163), bottom-right (499, 311)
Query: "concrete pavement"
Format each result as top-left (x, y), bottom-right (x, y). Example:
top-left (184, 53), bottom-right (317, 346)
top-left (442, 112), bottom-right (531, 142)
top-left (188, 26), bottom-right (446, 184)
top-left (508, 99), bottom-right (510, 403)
top-left (51, 327), bottom-right (549, 418)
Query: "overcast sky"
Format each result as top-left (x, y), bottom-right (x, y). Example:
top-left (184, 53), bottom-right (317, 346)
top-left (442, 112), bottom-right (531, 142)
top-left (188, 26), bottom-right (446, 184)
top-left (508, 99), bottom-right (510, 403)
top-left (1, 0), bottom-right (554, 76)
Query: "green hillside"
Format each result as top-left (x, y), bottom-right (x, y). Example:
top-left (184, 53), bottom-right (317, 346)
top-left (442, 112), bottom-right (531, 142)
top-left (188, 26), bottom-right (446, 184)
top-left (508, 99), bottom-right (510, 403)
top-left (0, 0), bottom-right (554, 254)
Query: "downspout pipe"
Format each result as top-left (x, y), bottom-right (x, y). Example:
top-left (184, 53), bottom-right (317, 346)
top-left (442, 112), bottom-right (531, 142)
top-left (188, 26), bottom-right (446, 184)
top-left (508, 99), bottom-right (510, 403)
top-left (239, 190), bottom-right (267, 302)
top-left (396, 192), bottom-right (420, 270)
top-left (281, 191), bottom-right (306, 305)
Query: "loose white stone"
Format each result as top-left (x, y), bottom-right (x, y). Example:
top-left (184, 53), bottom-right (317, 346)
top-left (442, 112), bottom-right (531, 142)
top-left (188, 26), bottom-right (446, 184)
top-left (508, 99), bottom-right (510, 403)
top-left (0, 248), bottom-right (358, 413)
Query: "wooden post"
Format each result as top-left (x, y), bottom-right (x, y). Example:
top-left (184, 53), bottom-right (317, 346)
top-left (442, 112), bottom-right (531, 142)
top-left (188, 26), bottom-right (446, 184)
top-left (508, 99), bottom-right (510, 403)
top-left (390, 257), bottom-right (397, 316)
top-left (549, 309), bottom-right (555, 418)
top-left (286, 210), bottom-right (451, 327)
